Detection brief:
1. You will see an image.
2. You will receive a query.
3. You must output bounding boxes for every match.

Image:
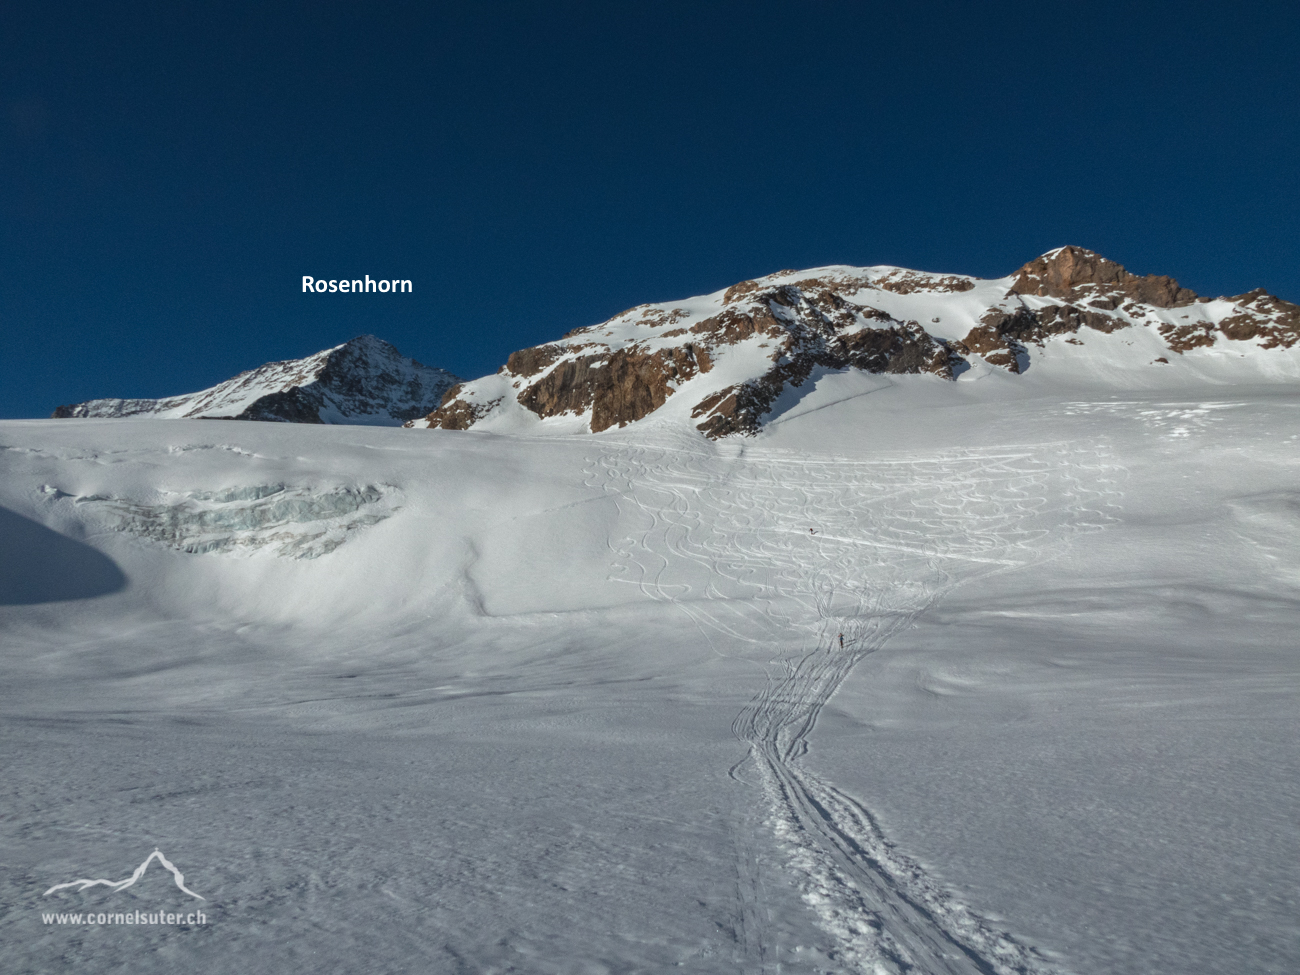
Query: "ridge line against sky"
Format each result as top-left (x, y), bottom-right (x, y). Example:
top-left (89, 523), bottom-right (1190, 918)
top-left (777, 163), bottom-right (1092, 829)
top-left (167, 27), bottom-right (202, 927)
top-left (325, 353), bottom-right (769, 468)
top-left (3, 0), bottom-right (1298, 418)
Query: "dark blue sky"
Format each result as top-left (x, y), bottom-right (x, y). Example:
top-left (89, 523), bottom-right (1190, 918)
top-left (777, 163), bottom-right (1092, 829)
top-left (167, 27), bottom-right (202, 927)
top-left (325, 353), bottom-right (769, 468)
top-left (3, 1), bottom-right (1298, 417)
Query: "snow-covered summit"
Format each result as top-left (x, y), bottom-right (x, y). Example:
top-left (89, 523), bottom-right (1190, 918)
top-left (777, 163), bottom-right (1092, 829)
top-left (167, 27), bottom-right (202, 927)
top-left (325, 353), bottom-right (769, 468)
top-left (54, 335), bottom-right (460, 426)
top-left (408, 246), bottom-right (1300, 438)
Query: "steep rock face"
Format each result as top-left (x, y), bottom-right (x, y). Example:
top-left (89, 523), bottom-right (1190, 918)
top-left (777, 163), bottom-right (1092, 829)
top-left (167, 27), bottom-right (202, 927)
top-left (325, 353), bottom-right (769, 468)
top-left (54, 336), bottom-right (459, 426)
top-left (517, 345), bottom-right (711, 433)
top-left (409, 248), bottom-right (1300, 438)
top-left (1009, 245), bottom-right (1200, 308)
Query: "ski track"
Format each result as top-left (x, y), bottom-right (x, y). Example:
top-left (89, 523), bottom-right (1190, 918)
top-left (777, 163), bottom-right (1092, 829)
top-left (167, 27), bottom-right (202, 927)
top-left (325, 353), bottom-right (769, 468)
top-left (584, 430), bottom-right (1119, 974)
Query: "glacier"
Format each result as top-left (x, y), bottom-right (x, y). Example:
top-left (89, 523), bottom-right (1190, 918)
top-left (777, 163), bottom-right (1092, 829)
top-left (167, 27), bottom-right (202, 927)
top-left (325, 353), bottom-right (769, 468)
top-left (3, 363), bottom-right (1299, 973)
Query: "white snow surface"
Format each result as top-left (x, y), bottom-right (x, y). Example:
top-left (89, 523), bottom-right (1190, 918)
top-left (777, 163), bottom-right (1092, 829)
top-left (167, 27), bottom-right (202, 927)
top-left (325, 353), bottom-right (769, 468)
top-left (4, 368), bottom-right (1300, 974)
top-left (56, 334), bottom-right (459, 426)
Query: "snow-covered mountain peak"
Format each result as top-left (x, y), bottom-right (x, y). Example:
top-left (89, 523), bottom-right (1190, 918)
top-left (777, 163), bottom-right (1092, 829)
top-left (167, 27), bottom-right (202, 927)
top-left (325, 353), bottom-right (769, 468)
top-left (1008, 245), bottom-right (1200, 308)
top-left (408, 248), bottom-right (1300, 439)
top-left (53, 335), bottom-right (459, 426)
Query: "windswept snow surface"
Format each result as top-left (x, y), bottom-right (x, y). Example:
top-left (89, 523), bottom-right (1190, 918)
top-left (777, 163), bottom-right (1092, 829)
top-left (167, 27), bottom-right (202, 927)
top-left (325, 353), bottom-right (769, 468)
top-left (3, 374), bottom-right (1300, 974)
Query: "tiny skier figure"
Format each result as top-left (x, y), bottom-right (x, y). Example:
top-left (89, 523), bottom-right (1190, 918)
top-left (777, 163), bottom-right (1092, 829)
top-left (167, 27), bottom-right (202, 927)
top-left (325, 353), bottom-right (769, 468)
top-left (809, 528), bottom-right (817, 535)
top-left (838, 632), bottom-right (844, 649)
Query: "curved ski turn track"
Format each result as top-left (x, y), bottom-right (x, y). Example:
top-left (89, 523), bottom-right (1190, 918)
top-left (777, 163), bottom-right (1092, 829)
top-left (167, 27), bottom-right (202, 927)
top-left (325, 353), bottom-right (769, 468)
top-left (587, 430), bottom-right (1118, 974)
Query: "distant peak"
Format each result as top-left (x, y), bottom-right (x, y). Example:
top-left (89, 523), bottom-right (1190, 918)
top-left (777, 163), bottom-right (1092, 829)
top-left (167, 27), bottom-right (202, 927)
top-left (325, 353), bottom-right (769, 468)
top-left (339, 334), bottom-right (394, 352)
top-left (52, 335), bottom-right (459, 425)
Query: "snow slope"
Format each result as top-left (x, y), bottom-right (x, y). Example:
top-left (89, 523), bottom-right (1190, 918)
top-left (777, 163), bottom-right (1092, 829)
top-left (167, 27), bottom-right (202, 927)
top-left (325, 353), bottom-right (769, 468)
top-left (4, 269), bottom-right (1300, 973)
top-left (53, 334), bottom-right (459, 426)
top-left (2, 392), bottom-right (1297, 974)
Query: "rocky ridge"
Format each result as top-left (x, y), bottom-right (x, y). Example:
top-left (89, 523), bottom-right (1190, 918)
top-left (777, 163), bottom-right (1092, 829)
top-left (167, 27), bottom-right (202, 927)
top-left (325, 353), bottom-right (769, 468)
top-left (54, 335), bottom-right (459, 426)
top-left (409, 246), bottom-right (1300, 438)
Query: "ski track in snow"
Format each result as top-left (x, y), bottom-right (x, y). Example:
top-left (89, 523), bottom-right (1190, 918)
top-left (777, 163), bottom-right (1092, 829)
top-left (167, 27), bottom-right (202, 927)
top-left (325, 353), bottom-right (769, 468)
top-left (585, 430), bottom-right (1120, 974)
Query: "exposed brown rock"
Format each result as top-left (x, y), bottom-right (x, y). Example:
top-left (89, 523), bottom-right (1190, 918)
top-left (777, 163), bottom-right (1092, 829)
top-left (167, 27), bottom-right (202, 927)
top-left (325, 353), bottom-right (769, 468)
top-left (691, 369), bottom-right (800, 439)
top-left (423, 386), bottom-right (503, 430)
top-left (636, 307), bottom-right (692, 328)
top-left (589, 347), bottom-right (704, 433)
top-left (1035, 304), bottom-right (1127, 335)
top-left (506, 344), bottom-right (566, 377)
top-left (978, 306), bottom-right (1042, 342)
top-left (953, 308), bottom-right (1037, 371)
top-left (723, 279), bottom-right (764, 304)
top-left (692, 380), bottom-right (788, 439)
top-left (1218, 315), bottom-right (1268, 342)
top-left (872, 271), bottom-right (976, 295)
top-left (516, 357), bottom-right (601, 419)
top-left (983, 350), bottom-right (1023, 373)
top-left (690, 322), bottom-right (956, 438)
top-left (514, 345), bottom-right (710, 433)
top-left (1010, 246), bottom-right (1199, 308)
top-left (1218, 290), bottom-right (1300, 349)
top-left (681, 284), bottom-right (966, 437)
top-left (415, 250), bottom-right (1300, 438)
top-left (832, 323), bottom-right (953, 376)
top-left (800, 286), bottom-right (891, 330)
top-left (955, 324), bottom-right (1008, 358)
top-left (955, 303), bottom-right (1129, 371)
top-left (689, 307), bottom-right (785, 344)
top-left (1160, 322), bottom-right (1218, 353)
top-left (691, 388), bottom-right (730, 419)
top-left (784, 274), bottom-right (861, 295)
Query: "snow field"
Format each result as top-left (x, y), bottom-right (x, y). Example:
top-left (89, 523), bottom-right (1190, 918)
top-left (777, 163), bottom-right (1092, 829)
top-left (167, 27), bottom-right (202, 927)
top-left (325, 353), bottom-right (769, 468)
top-left (579, 430), bottom-right (1116, 972)
top-left (3, 376), bottom-right (1299, 974)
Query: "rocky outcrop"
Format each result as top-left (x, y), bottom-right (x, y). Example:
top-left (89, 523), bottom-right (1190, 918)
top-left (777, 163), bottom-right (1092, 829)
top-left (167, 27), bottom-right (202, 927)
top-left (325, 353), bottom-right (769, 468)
top-left (954, 309), bottom-right (1036, 374)
top-left (53, 336), bottom-right (459, 426)
top-left (689, 305), bottom-right (788, 345)
top-left (953, 302), bottom-right (1128, 373)
top-left (674, 283), bottom-right (959, 437)
top-left (422, 384), bottom-right (503, 430)
top-left (422, 278), bottom-right (963, 437)
top-left (1151, 288), bottom-right (1300, 354)
top-left (505, 345), bottom-right (567, 378)
top-left (868, 270), bottom-right (976, 295)
top-left (690, 321), bottom-right (954, 436)
top-left (517, 345), bottom-right (711, 433)
top-left (408, 248), bottom-right (1300, 437)
top-left (692, 383), bottom-right (780, 439)
top-left (1009, 246), bottom-right (1200, 308)
top-left (1216, 289), bottom-right (1300, 348)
